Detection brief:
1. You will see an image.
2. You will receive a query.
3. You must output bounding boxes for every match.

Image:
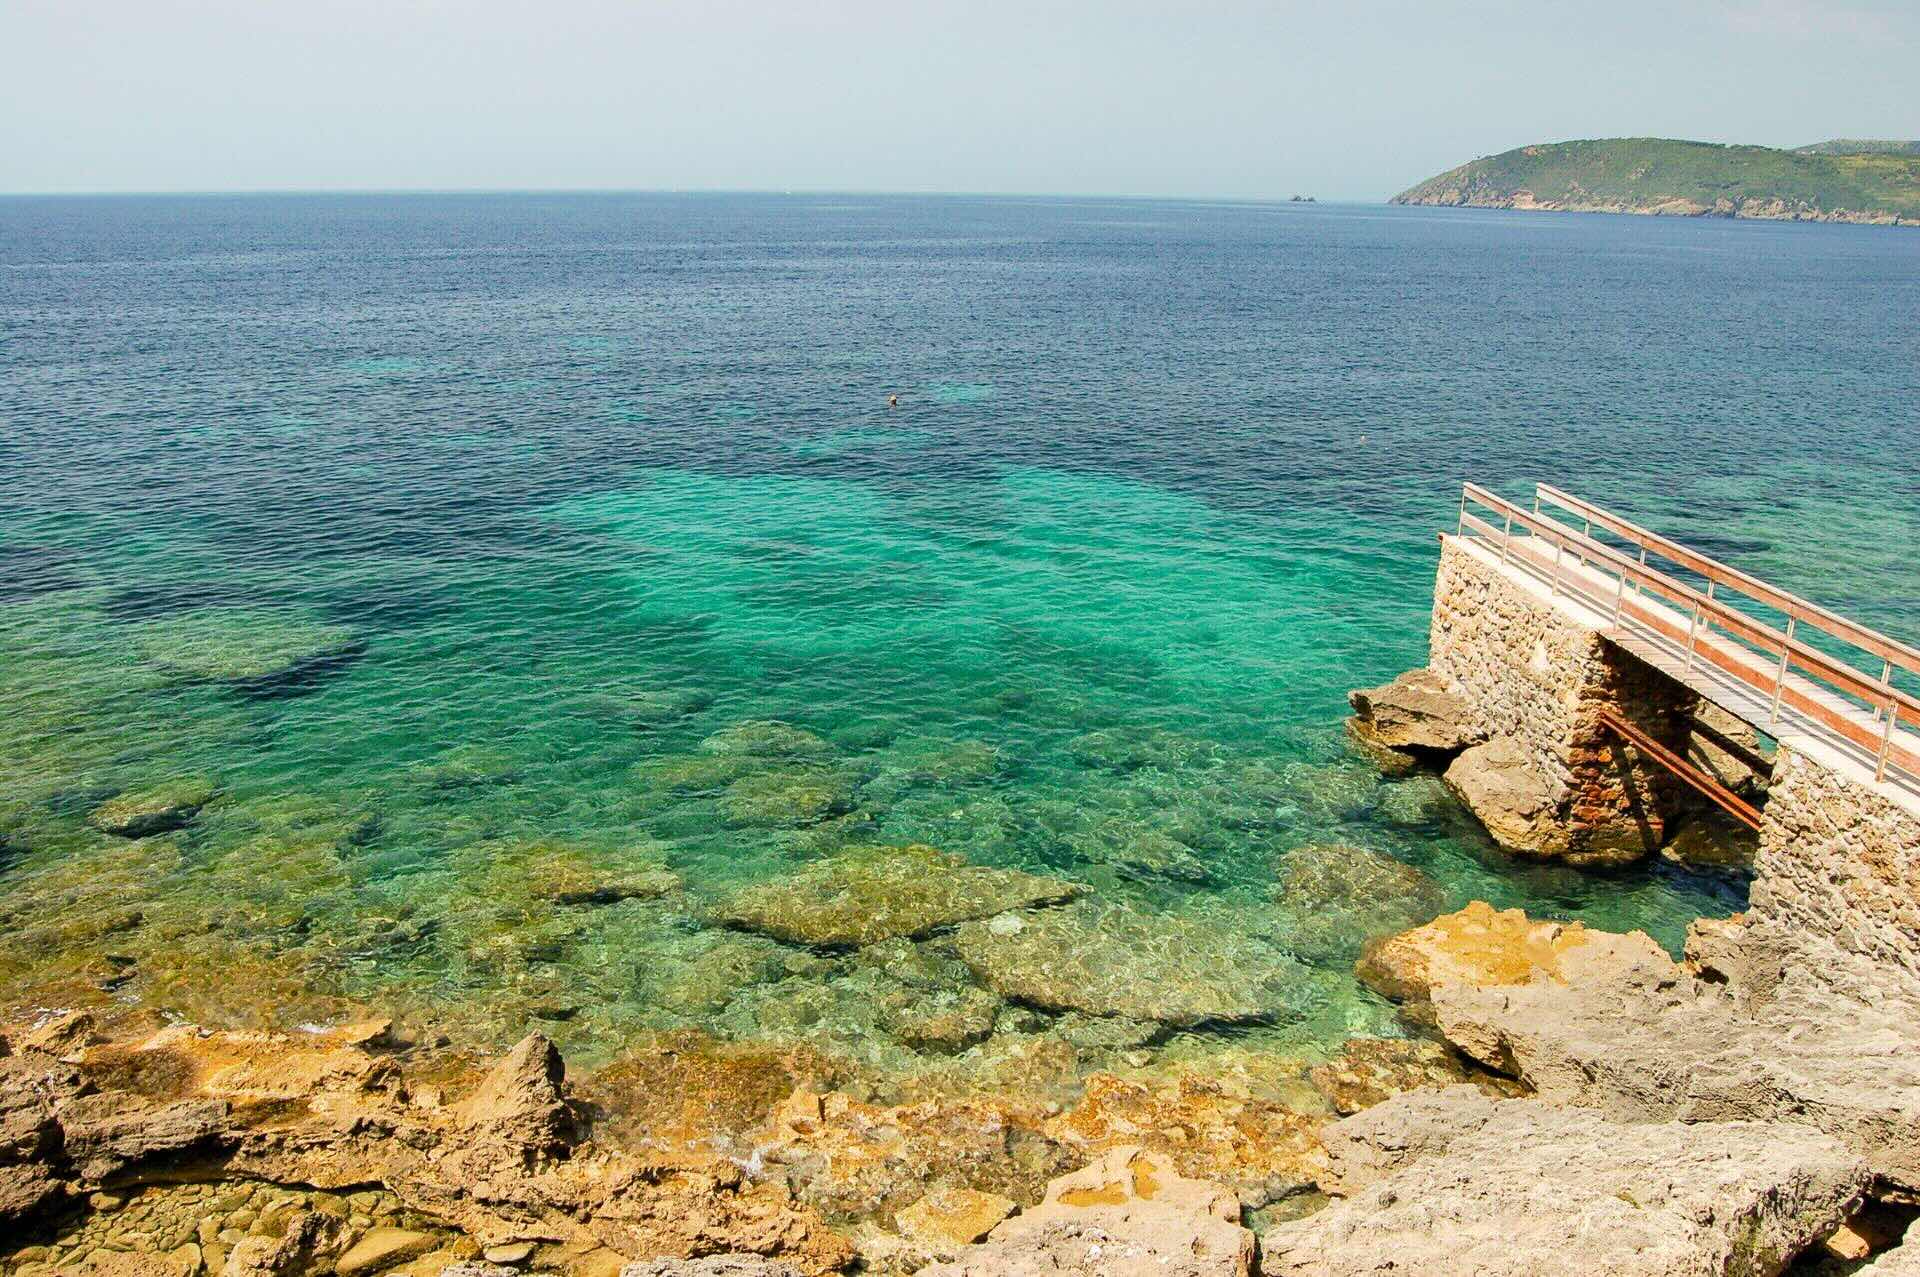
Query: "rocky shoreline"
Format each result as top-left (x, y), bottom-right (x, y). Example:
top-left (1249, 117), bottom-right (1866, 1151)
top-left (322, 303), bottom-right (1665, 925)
top-left (3, 646), bottom-right (1914, 1273)
top-left (1391, 189), bottom-right (1920, 227)
top-left (8, 878), bottom-right (1917, 1276)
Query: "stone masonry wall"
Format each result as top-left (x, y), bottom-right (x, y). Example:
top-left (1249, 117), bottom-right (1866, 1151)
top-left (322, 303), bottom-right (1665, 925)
top-left (1429, 537), bottom-right (1693, 856)
top-left (1750, 746), bottom-right (1920, 980)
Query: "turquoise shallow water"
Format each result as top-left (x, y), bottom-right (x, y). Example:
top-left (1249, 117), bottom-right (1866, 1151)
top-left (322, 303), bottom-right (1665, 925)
top-left (2, 194), bottom-right (1916, 1094)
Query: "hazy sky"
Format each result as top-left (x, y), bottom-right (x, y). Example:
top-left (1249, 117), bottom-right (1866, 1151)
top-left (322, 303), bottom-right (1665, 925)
top-left (4, 0), bottom-right (1916, 200)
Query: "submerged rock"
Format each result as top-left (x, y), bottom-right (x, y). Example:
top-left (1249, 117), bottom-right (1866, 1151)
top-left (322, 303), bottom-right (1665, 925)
top-left (700, 720), bottom-right (833, 759)
top-left (719, 767), bottom-right (859, 828)
top-left (1267, 843), bottom-right (1449, 962)
top-left (1066, 727), bottom-right (1215, 772)
top-left (1264, 1087), bottom-right (1868, 1277)
top-left (128, 607), bottom-right (360, 685)
top-left (1347, 668), bottom-right (1482, 754)
top-left (919, 1146), bottom-right (1254, 1277)
top-left (87, 779), bottom-right (217, 838)
top-left (1069, 821), bottom-right (1215, 885)
top-left (1373, 774), bottom-right (1458, 828)
top-left (953, 900), bottom-right (1307, 1026)
top-left (711, 844), bottom-right (1082, 947)
top-left (631, 751), bottom-right (756, 795)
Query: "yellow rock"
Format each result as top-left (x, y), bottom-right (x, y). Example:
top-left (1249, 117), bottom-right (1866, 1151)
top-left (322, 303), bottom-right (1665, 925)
top-left (336, 1227), bottom-right (435, 1276)
top-left (896, 1186), bottom-right (1017, 1250)
top-left (1355, 901), bottom-right (1664, 1007)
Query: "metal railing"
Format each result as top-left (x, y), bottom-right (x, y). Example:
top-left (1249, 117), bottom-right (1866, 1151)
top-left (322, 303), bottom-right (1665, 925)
top-left (1455, 483), bottom-right (1920, 785)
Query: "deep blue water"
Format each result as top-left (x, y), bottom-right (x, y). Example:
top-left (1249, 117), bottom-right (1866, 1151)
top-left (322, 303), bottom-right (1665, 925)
top-left (2, 193), bottom-right (1916, 1084)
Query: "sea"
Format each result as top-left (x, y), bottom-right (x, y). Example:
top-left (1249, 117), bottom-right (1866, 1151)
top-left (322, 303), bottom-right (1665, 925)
top-left (3, 192), bottom-right (1917, 1096)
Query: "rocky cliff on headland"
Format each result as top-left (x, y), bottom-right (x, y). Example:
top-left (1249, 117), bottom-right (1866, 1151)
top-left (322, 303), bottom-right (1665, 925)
top-left (1394, 137), bottom-right (1920, 226)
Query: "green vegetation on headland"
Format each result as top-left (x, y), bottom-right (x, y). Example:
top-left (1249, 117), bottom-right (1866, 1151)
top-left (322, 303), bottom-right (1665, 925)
top-left (1393, 137), bottom-right (1920, 226)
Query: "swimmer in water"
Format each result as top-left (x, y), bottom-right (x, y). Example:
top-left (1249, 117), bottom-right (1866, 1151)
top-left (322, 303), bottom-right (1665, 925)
top-left (887, 393), bottom-right (899, 408)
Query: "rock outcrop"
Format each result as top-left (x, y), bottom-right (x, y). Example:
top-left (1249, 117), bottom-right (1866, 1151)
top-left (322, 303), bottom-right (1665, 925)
top-left (1427, 921), bottom-right (1920, 1191)
top-left (1264, 1086), bottom-right (1869, 1276)
top-left (918, 1147), bottom-right (1254, 1277)
top-left (0, 1021), bottom-right (856, 1276)
top-left (1354, 901), bottom-right (1666, 1026)
top-left (1346, 668), bottom-right (1482, 756)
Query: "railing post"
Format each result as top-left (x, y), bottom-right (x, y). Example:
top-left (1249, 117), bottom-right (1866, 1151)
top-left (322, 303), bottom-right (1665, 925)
top-left (1551, 538), bottom-right (1562, 598)
top-left (1872, 659), bottom-right (1892, 723)
top-left (1500, 512), bottom-right (1513, 566)
top-left (1457, 489), bottom-right (1467, 538)
top-left (1878, 692), bottom-right (1898, 783)
top-left (1611, 566), bottom-right (1627, 627)
top-left (1684, 602), bottom-right (1702, 673)
top-left (1769, 617), bottom-right (1794, 727)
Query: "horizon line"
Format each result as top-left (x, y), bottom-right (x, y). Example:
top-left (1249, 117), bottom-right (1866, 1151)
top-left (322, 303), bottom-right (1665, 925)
top-left (0, 185), bottom-right (1379, 205)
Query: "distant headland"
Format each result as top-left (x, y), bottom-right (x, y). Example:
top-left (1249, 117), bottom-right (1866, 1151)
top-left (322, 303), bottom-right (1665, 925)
top-left (1394, 137), bottom-right (1920, 226)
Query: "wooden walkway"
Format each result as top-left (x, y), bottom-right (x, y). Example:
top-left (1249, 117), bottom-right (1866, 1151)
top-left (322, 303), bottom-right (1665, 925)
top-left (1455, 483), bottom-right (1920, 802)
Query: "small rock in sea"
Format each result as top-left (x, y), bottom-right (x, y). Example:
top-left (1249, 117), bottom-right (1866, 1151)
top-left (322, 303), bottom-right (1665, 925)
top-left (88, 778), bottom-right (218, 838)
top-left (1347, 668), bottom-right (1483, 755)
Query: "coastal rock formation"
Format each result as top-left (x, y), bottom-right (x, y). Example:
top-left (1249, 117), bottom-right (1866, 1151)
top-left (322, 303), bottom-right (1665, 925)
top-left (1426, 921), bottom-right (1920, 1191)
top-left (953, 901), bottom-right (1306, 1025)
top-left (710, 844), bottom-right (1081, 946)
top-left (88, 779), bottom-right (218, 838)
top-left (621, 1261), bottom-right (807, 1276)
top-left (1346, 668), bottom-right (1481, 756)
top-left (893, 1186), bottom-right (1017, 1252)
top-left (1660, 810), bottom-right (1759, 870)
top-left (1306, 1036), bottom-right (1511, 1115)
top-left (1264, 1086), bottom-right (1869, 1276)
top-left (918, 1147), bottom-right (1255, 1277)
top-left (1442, 737), bottom-right (1566, 855)
top-left (0, 1019), bottom-right (856, 1276)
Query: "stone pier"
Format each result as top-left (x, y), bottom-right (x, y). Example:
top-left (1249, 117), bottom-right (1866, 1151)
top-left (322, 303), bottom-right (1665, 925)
top-left (1425, 534), bottom-right (1694, 866)
top-left (1381, 531), bottom-right (1920, 979)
